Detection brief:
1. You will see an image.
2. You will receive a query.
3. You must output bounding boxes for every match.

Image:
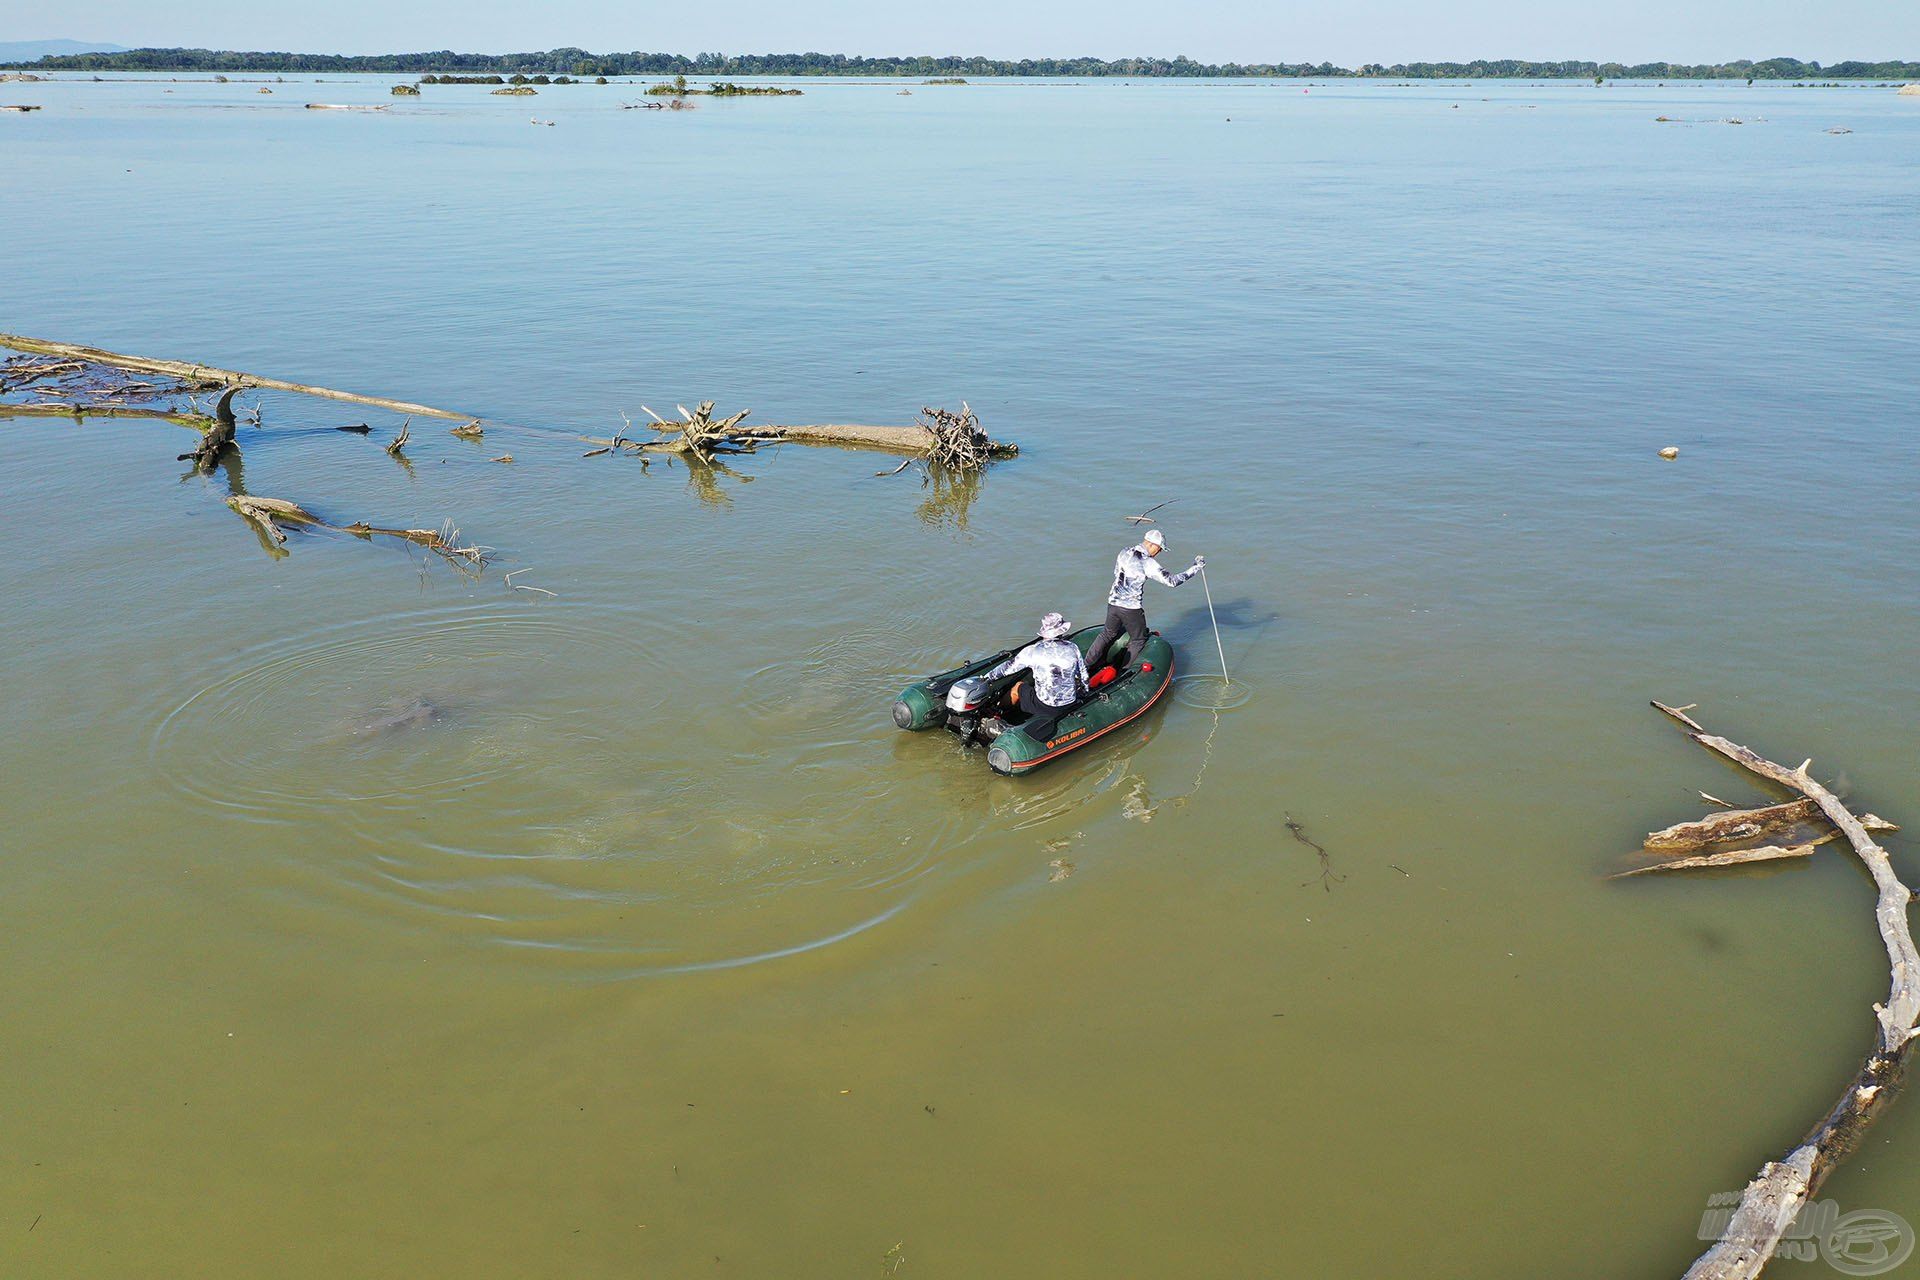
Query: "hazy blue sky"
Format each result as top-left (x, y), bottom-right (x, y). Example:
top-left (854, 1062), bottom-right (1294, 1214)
top-left (20, 0), bottom-right (1917, 63)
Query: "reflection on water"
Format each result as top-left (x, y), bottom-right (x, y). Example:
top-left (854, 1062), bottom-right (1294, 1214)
top-left (915, 463), bottom-right (984, 531)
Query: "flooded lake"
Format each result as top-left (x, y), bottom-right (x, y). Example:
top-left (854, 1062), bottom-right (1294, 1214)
top-left (4, 73), bottom-right (1918, 1276)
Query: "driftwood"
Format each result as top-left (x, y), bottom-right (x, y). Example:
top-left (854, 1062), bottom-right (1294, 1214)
top-left (742, 423), bottom-right (947, 453)
top-left (1640, 702), bottom-right (1920, 1280)
top-left (638, 401), bottom-right (756, 459)
top-left (920, 403), bottom-right (1007, 471)
top-left (1644, 800), bottom-right (1894, 854)
top-left (1612, 842), bottom-right (1820, 878)
top-left (4, 337), bottom-right (1025, 466)
top-left (226, 495), bottom-right (321, 544)
top-left (0, 403), bottom-right (211, 427)
top-left (0, 334), bottom-right (478, 421)
top-left (1645, 800), bottom-right (1824, 851)
top-left (177, 387), bottom-right (242, 471)
top-left (225, 495), bottom-right (488, 571)
top-left (581, 412), bottom-right (1016, 463)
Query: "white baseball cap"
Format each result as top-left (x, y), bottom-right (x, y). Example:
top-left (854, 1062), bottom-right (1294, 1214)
top-left (1143, 529), bottom-right (1166, 547)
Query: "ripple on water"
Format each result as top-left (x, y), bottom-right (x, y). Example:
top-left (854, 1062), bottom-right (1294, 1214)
top-left (738, 615), bottom-right (948, 738)
top-left (150, 604), bottom-right (991, 975)
top-left (1171, 674), bottom-right (1255, 711)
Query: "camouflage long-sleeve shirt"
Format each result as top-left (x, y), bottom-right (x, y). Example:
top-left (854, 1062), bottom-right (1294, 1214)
top-left (987, 638), bottom-right (1089, 709)
top-left (1107, 543), bottom-right (1198, 609)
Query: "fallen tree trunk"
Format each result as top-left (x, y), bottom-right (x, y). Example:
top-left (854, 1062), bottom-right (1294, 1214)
top-left (582, 422), bottom-right (941, 459)
top-left (1612, 841), bottom-right (1820, 878)
top-left (1645, 801), bottom-right (1895, 854)
top-left (0, 333), bottom-right (477, 421)
top-left (740, 423), bottom-right (943, 452)
top-left (225, 495), bottom-right (485, 571)
top-left (1646, 800), bottom-right (1823, 851)
top-left (227, 495), bottom-right (322, 544)
top-left (0, 403), bottom-right (211, 428)
top-left (178, 387), bottom-right (241, 471)
top-left (1647, 702), bottom-right (1920, 1280)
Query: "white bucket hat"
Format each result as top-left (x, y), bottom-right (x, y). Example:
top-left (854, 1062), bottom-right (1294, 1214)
top-left (1039, 611), bottom-right (1071, 639)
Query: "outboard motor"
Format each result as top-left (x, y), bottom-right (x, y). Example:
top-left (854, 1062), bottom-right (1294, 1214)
top-left (945, 676), bottom-right (991, 716)
top-left (944, 675), bottom-right (992, 740)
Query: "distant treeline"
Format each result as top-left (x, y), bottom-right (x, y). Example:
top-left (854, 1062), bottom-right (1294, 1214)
top-left (11, 48), bottom-right (1920, 80)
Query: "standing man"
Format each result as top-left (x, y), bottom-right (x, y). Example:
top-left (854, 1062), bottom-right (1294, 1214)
top-left (1086, 529), bottom-right (1205, 671)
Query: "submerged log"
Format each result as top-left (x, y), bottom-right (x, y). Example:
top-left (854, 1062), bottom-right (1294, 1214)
top-left (743, 423), bottom-right (942, 452)
top-left (1612, 841), bottom-right (1820, 878)
top-left (177, 387), bottom-right (242, 471)
top-left (0, 403), bottom-right (212, 428)
top-left (180, 418), bottom-right (236, 471)
top-left (224, 494), bottom-right (488, 570)
top-left (1645, 800), bottom-right (1894, 853)
top-left (0, 333), bottom-right (478, 421)
top-left (1645, 800), bottom-right (1821, 851)
top-left (227, 495), bottom-right (320, 544)
top-left (1644, 702), bottom-right (1920, 1280)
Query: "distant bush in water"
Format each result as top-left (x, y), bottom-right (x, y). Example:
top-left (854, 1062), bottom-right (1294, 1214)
top-left (643, 79), bottom-right (802, 97)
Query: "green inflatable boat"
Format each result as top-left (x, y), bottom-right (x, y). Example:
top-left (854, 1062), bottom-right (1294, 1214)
top-left (891, 626), bottom-right (1176, 774)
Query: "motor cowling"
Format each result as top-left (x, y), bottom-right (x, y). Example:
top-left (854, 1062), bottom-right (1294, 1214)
top-left (945, 676), bottom-right (991, 716)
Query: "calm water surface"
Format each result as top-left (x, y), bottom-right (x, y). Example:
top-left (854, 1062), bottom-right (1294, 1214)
top-left (3, 74), bottom-right (1919, 1277)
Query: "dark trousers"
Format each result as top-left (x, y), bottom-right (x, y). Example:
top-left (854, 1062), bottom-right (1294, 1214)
top-left (1014, 676), bottom-right (1072, 742)
top-left (1086, 604), bottom-right (1147, 671)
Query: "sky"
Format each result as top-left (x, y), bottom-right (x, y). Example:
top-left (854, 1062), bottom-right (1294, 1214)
top-left (13, 0), bottom-right (1917, 64)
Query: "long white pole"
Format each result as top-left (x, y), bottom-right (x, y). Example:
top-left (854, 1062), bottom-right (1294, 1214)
top-left (1199, 566), bottom-right (1229, 685)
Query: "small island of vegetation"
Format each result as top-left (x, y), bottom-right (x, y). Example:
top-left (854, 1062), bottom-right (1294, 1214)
top-left (644, 74), bottom-right (801, 97)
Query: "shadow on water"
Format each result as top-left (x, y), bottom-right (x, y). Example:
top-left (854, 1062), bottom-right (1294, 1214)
top-left (1157, 595), bottom-right (1280, 645)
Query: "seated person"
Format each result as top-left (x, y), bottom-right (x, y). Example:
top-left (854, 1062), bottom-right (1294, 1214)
top-left (986, 612), bottom-right (1089, 742)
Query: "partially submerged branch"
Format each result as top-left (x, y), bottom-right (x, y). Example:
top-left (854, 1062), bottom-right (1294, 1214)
top-left (1635, 702), bottom-right (1920, 1280)
top-left (0, 403), bottom-right (211, 428)
top-left (225, 495), bottom-right (491, 572)
top-left (1643, 799), bottom-right (1894, 854)
top-left (0, 332), bottom-right (479, 421)
top-left (178, 387), bottom-right (242, 472)
top-left (226, 495), bottom-right (321, 545)
top-left (1611, 841), bottom-right (1819, 878)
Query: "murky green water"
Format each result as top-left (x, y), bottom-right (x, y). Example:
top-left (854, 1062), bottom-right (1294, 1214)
top-left (3, 74), bottom-right (1918, 1276)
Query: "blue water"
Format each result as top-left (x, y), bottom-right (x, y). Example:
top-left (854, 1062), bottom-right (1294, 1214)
top-left (3, 74), bottom-right (1919, 1279)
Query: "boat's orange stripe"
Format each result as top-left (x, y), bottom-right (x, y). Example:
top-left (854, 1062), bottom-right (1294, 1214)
top-left (1010, 653), bottom-right (1176, 771)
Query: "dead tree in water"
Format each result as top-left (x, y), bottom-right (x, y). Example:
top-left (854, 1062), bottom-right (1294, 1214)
top-left (1, 333), bottom-right (478, 420)
top-left (1627, 703), bottom-right (1919, 1280)
top-left (637, 401), bottom-right (756, 459)
top-left (582, 403), bottom-right (1019, 466)
top-left (226, 494), bottom-right (489, 570)
top-left (918, 403), bottom-right (1003, 471)
top-left (178, 387), bottom-right (242, 472)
